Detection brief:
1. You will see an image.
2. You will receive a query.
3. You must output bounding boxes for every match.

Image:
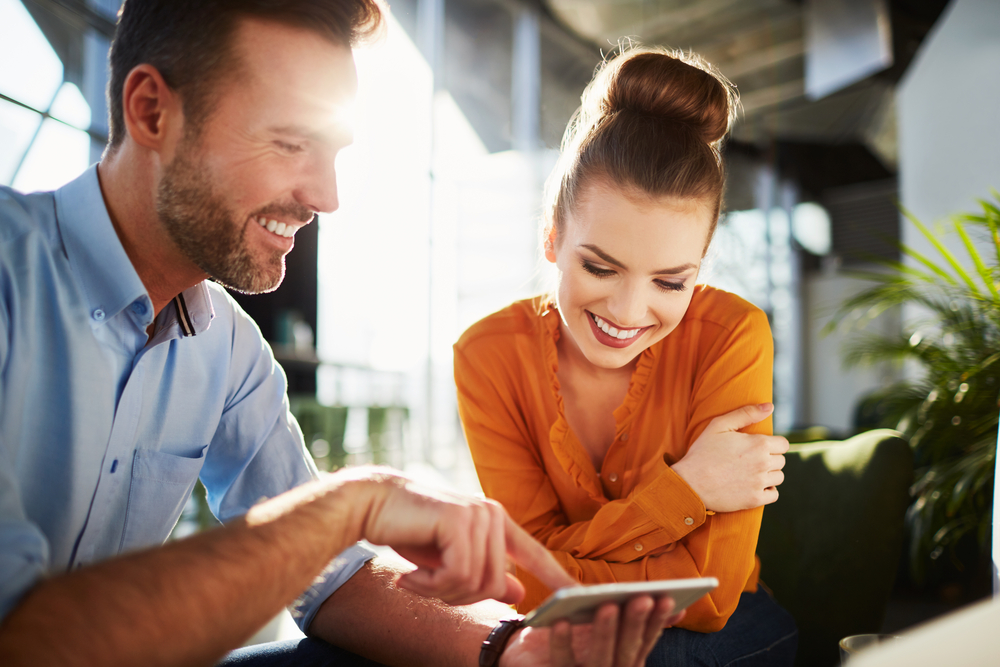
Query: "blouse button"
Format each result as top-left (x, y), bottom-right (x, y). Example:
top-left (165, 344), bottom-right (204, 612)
top-left (634, 543), bottom-right (643, 552)
top-left (608, 472), bottom-right (618, 482)
top-left (684, 517), bottom-right (695, 526)
top-left (620, 433), bottom-right (629, 441)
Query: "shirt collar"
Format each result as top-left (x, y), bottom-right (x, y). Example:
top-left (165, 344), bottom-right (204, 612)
top-left (54, 165), bottom-right (148, 326)
top-left (54, 165), bottom-right (217, 336)
top-left (170, 282), bottom-right (216, 336)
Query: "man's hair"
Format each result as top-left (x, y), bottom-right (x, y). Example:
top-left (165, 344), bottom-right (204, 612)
top-left (106, 0), bottom-right (383, 151)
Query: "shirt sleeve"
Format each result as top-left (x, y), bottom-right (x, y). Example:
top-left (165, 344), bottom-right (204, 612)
top-left (0, 468), bottom-right (49, 623)
top-left (457, 308), bottom-right (772, 632)
top-left (199, 303), bottom-right (374, 633)
top-left (0, 276), bottom-right (50, 623)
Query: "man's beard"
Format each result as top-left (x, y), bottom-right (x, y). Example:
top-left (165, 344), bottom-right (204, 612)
top-left (156, 138), bottom-right (285, 294)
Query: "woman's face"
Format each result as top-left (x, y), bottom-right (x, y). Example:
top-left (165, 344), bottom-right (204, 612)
top-left (548, 181), bottom-right (713, 370)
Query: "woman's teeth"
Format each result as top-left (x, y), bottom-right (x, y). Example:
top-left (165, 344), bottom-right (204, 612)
top-left (257, 217), bottom-right (295, 238)
top-left (591, 313), bottom-right (641, 339)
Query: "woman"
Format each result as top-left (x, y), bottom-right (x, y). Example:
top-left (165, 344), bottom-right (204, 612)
top-left (454, 47), bottom-right (797, 665)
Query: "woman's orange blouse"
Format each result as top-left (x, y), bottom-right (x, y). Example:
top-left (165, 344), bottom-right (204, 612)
top-left (454, 286), bottom-right (774, 632)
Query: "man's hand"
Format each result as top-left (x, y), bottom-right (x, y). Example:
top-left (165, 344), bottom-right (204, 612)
top-left (501, 596), bottom-right (684, 667)
top-left (671, 403), bottom-right (788, 512)
top-left (342, 468), bottom-right (576, 606)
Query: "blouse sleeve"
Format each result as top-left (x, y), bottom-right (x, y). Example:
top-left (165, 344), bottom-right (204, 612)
top-left (456, 307), bottom-right (773, 632)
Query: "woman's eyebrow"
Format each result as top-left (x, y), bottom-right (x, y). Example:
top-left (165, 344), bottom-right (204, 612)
top-left (580, 243), bottom-right (697, 275)
top-left (654, 263), bottom-right (698, 275)
top-left (580, 243), bottom-right (626, 268)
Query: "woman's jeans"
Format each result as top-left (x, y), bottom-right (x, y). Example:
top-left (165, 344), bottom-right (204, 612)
top-left (218, 588), bottom-right (796, 667)
top-left (646, 588), bottom-right (798, 667)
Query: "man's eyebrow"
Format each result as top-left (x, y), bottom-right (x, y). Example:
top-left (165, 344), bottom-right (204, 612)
top-left (267, 124), bottom-right (354, 146)
top-left (267, 124), bottom-right (315, 138)
top-left (579, 243), bottom-right (697, 275)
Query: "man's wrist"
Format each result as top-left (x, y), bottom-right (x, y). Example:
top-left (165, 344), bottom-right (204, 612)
top-left (480, 616), bottom-right (525, 667)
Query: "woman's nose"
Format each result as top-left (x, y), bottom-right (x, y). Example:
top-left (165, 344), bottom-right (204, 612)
top-left (606, 284), bottom-right (647, 327)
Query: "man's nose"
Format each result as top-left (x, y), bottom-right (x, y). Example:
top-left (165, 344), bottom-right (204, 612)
top-left (294, 150), bottom-right (340, 214)
top-left (606, 283), bottom-right (647, 327)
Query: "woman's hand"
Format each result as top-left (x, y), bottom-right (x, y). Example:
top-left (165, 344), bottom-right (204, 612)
top-left (671, 403), bottom-right (788, 512)
top-left (501, 596), bottom-right (685, 667)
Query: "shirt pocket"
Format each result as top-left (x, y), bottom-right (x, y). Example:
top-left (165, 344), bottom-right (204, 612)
top-left (119, 446), bottom-right (208, 554)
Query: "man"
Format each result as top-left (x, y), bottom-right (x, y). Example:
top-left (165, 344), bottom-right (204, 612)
top-left (0, 1), bottom-right (680, 665)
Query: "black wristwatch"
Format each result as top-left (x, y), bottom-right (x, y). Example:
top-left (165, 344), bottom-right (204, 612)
top-left (479, 617), bottom-right (526, 667)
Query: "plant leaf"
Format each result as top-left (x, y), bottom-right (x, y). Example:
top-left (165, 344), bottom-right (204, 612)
top-left (901, 208), bottom-right (981, 295)
top-left (954, 219), bottom-right (999, 298)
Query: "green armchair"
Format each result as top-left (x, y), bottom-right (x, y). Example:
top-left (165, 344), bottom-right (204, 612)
top-left (756, 429), bottom-right (913, 667)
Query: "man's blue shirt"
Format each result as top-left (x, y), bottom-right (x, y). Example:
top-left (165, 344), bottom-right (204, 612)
top-left (0, 166), bottom-right (372, 630)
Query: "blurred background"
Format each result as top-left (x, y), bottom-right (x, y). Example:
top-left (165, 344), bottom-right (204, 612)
top-left (3, 0), bottom-right (998, 652)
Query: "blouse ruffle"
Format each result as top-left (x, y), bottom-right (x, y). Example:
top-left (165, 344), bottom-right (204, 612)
top-left (538, 298), bottom-right (661, 505)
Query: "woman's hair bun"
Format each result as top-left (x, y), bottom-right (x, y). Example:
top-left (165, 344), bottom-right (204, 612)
top-left (543, 44), bottom-right (737, 244)
top-left (586, 49), bottom-right (737, 147)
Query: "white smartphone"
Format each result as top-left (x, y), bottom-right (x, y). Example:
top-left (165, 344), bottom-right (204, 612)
top-left (522, 577), bottom-right (719, 628)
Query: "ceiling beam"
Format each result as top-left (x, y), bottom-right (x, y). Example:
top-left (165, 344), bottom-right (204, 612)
top-left (621, 0), bottom-right (748, 40)
top-left (714, 37), bottom-right (804, 79)
top-left (697, 11), bottom-right (801, 63)
top-left (739, 78), bottom-right (805, 115)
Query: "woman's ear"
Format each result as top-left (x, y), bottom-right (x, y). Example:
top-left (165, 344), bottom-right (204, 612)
top-left (543, 225), bottom-right (557, 263)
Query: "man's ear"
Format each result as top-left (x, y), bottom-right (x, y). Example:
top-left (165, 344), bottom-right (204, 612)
top-left (121, 64), bottom-right (183, 152)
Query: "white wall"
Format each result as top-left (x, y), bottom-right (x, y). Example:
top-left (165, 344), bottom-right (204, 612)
top-left (803, 270), bottom-right (899, 433)
top-left (898, 0), bottom-right (1000, 231)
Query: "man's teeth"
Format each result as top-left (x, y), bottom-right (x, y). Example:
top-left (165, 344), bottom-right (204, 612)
top-left (257, 217), bottom-right (295, 238)
top-left (591, 313), bottom-right (641, 339)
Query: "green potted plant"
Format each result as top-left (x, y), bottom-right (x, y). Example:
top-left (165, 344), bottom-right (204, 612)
top-left (828, 192), bottom-right (999, 585)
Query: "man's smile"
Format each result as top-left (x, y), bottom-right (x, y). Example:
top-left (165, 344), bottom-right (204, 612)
top-left (255, 215), bottom-right (303, 238)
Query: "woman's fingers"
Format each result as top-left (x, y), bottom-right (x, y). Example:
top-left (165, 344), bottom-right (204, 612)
top-left (705, 402), bottom-right (774, 434)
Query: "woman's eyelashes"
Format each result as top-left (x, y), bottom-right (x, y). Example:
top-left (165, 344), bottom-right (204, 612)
top-left (581, 259), bottom-right (615, 278)
top-left (654, 279), bottom-right (687, 293)
top-left (580, 260), bottom-right (688, 292)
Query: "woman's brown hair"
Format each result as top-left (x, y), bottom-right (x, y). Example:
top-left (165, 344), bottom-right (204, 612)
top-left (543, 45), bottom-right (738, 249)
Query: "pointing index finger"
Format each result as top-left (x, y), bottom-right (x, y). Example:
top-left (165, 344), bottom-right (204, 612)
top-left (504, 514), bottom-right (576, 592)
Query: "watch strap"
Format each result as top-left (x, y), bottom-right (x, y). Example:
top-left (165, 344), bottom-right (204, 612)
top-left (479, 617), bottom-right (525, 667)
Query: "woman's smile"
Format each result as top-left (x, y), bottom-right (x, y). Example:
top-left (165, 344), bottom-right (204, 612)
top-left (587, 311), bottom-right (651, 348)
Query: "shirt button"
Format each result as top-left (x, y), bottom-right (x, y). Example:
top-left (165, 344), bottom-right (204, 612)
top-left (684, 517), bottom-right (694, 526)
top-left (608, 473), bottom-right (618, 482)
top-left (131, 301), bottom-right (147, 316)
top-left (634, 543), bottom-right (643, 552)
top-left (92, 308), bottom-right (105, 321)
top-left (620, 433), bottom-right (628, 441)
